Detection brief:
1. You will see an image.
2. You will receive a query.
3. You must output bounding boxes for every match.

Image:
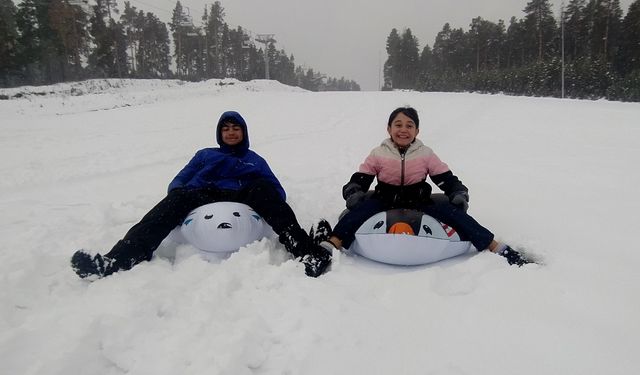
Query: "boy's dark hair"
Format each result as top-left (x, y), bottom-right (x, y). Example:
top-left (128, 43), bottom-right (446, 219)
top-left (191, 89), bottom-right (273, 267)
top-left (387, 107), bottom-right (419, 128)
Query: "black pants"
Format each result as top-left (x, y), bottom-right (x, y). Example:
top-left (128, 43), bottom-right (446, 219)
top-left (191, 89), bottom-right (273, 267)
top-left (106, 179), bottom-right (307, 265)
top-left (332, 196), bottom-right (494, 251)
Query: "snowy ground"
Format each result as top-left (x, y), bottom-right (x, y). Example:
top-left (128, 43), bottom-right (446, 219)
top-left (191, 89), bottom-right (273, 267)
top-left (1, 79), bottom-right (639, 375)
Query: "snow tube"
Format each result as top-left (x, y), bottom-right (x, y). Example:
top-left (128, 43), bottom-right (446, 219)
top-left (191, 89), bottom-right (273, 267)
top-left (349, 208), bottom-right (472, 266)
top-left (168, 202), bottom-right (274, 254)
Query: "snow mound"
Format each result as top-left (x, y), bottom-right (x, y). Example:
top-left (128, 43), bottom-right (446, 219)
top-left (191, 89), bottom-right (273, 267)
top-left (0, 78), bottom-right (307, 116)
top-left (0, 78), bottom-right (306, 99)
top-left (0, 79), bottom-right (189, 99)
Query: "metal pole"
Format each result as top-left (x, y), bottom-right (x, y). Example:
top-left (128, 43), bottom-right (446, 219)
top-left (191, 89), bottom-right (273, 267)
top-left (561, 1), bottom-right (565, 99)
top-left (378, 50), bottom-right (381, 90)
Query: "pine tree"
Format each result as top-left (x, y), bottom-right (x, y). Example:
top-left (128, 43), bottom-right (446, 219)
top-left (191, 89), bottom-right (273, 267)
top-left (469, 17), bottom-right (506, 72)
top-left (88, 0), bottom-right (127, 78)
top-left (48, 0), bottom-right (89, 80)
top-left (0, 0), bottom-right (19, 85)
top-left (583, 0), bottom-right (622, 60)
top-left (304, 68), bottom-right (321, 91)
top-left (397, 28), bottom-right (420, 89)
top-left (269, 48), bottom-right (296, 85)
top-left (564, 0), bottom-right (588, 62)
top-left (505, 17), bottom-right (527, 68)
top-left (202, 1), bottom-right (225, 78)
top-left (616, 0), bottom-right (640, 75)
top-left (120, 1), bottom-right (139, 74)
top-left (87, 5), bottom-right (109, 77)
top-left (383, 28), bottom-right (400, 89)
top-left (246, 45), bottom-right (263, 80)
top-left (431, 23), bottom-right (471, 90)
top-left (170, 1), bottom-right (192, 78)
top-left (523, 0), bottom-right (558, 62)
top-left (418, 44), bottom-right (434, 90)
top-left (136, 12), bottom-right (170, 78)
top-left (113, 19), bottom-right (128, 77)
top-left (14, 0), bottom-right (39, 81)
top-left (14, 0), bottom-right (71, 83)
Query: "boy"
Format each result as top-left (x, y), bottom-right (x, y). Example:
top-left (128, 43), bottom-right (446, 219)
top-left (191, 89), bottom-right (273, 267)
top-left (71, 111), bottom-right (332, 278)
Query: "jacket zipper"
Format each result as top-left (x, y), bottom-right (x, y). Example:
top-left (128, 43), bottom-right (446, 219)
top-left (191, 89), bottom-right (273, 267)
top-left (400, 149), bottom-right (406, 186)
top-left (393, 149), bottom-right (406, 205)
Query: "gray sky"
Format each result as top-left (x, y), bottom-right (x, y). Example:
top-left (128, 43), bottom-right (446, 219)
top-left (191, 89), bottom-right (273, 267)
top-left (133, 0), bottom-right (635, 90)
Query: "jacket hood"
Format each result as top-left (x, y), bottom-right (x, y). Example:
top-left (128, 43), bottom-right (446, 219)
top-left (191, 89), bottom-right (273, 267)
top-left (216, 111), bottom-right (249, 154)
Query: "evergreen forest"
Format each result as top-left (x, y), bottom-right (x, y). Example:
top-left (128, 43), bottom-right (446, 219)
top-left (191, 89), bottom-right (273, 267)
top-left (383, 0), bottom-right (640, 101)
top-left (0, 0), bottom-right (360, 91)
top-left (3, 0), bottom-right (640, 100)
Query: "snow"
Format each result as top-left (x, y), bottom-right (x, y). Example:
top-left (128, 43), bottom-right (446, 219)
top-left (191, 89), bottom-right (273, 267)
top-left (1, 79), bottom-right (639, 375)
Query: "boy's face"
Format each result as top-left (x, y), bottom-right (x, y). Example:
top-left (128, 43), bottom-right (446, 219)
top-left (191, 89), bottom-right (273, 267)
top-left (220, 122), bottom-right (244, 146)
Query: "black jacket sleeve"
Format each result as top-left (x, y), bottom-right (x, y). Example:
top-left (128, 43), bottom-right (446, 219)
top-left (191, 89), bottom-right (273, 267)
top-left (342, 172), bottom-right (375, 200)
top-left (430, 170), bottom-right (468, 197)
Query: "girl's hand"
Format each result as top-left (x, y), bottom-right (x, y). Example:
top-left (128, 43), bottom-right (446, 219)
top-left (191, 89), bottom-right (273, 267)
top-left (449, 191), bottom-right (469, 212)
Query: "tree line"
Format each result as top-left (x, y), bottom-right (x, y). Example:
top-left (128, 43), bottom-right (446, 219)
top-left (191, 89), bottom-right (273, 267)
top-left (384, 0), bottom-right (640, 101)
top-left (0, 0), bottom-right (360, 91)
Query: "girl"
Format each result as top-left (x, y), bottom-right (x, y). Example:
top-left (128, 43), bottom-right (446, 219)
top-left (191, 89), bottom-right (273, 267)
top-left (320, 106), bottom-right (529, 266)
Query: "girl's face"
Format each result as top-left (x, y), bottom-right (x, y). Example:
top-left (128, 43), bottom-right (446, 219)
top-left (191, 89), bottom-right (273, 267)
top-left (387, 112), bottom-right (419, 148)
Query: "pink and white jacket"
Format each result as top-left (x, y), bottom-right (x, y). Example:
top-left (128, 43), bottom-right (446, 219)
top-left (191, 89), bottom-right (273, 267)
top-left (344, 138), bottom-right (467, 207)
top-left (360, 138), bottom-right (451, 186)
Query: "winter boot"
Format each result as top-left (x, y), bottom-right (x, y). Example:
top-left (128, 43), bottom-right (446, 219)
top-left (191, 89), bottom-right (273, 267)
top-left (71, 250), bottom-right (120, 279)
top-left (279, 225), bottom-right (332, 277)
top-left (71, 240), bottom-right (152, 279)
top-left (309, 219), bottom-right (332, 245)
top-left (279, 226), bottom-right (311, 259)
top-left (498, 246), bottom-right (532, 267)
top-left (301, 244), bottom-right (332, 278)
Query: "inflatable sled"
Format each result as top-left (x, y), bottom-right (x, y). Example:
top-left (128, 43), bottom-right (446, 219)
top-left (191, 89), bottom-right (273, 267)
top-left (168, 202), bottom-right (275, 254)
top-left (349, 207), bottom-right (472, 266)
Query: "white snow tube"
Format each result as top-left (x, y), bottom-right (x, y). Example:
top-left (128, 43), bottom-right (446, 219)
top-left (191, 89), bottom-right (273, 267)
top-left (168, 202), bottom-right (275, 254)
top-left (349, 208), bottom-right (472, 266)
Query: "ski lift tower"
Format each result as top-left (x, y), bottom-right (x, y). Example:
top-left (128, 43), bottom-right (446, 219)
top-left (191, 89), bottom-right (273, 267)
top-left (255, 34), bottom-right (276, 80)
top-left (67, 0), bottom-right (89, 11)
top-left (177, 7), bottom-right (195, 78)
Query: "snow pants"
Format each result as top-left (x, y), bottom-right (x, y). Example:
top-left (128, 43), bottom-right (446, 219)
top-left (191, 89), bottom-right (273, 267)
top-left (332, 196), bottom-right (495, 251)
top-left (105, 179), bottom-right (307, 265)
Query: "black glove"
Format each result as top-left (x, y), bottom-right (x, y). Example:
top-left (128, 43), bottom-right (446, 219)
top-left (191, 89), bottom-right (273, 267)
top-left (346, 190), bottom-right (366, 209)
top-left (343, 182), bottom-right (367, 209)
top-left (449, 191), bottom-right (469, 212)
top-left (498, 246), bottom-right (532, 267)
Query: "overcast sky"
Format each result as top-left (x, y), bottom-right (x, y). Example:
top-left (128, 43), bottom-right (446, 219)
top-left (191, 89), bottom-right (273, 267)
top-left (132, 0), bottom-right (635, 90)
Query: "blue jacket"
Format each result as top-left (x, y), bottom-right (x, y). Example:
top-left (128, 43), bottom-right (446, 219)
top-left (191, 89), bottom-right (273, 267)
top-left (167, 111), bottom-right (286, 200)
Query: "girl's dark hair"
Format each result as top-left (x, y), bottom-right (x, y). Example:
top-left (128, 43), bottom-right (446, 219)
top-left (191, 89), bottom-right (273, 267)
top-left (387, 107), bottom-right (419, 128)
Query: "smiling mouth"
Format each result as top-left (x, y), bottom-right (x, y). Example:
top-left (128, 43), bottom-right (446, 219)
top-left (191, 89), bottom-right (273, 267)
top-left (217, 222), bottom-right (232, 229)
